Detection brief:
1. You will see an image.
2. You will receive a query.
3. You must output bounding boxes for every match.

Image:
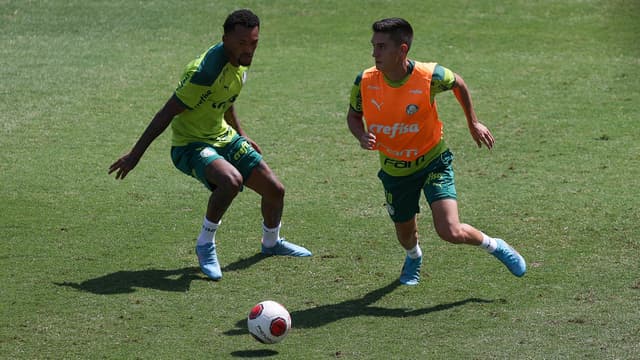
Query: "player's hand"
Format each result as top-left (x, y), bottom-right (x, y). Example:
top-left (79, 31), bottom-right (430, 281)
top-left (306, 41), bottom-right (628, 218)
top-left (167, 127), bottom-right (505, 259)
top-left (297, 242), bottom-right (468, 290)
top-left (109, 153), bottom-right (140, 180)
top-left (359, 132), bottom-right (377, 150)
top-left (245, 136), bottom-right (262, 154)
top-left (469, 122), bottom-right (495, 149)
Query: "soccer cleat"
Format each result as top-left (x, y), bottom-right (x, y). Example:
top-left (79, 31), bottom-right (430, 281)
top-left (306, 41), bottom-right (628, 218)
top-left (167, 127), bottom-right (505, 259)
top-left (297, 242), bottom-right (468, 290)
top-left (261, 238), bottom-right (312, 257)
top-left (399, 255), bottom-right (422, 285)
top-left (491, 239), bottom-right (526, 277)
top-left (195, 242), bottom-right (222, 280)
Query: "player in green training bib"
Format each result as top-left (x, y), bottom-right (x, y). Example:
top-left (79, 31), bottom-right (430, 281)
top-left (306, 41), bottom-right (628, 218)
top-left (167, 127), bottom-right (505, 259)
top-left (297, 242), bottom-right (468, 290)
top-left (109, 9), bottom-right (312, 281)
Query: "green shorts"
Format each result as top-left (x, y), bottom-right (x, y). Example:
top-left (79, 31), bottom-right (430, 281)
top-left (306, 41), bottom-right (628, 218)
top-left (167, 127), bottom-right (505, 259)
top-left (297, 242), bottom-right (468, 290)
top-left (171, 134), bottom-right (263, 191)
top-left (377, 150), bottom-right (457, 223)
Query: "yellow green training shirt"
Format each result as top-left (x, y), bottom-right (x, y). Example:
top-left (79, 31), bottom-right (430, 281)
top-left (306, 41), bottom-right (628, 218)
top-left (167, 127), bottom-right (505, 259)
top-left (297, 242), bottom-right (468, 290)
top-left (171, 42), bottom-right (248, 147)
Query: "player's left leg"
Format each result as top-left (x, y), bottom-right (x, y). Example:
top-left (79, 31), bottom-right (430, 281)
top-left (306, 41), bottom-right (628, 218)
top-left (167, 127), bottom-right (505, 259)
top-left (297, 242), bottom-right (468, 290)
top-left (244, 160), bottom-right (311, 257)
top-left (430, 199), bottom-right (526, 277)
top-left (425, 150), bottom-right (525, 277)
top-left (430, 199), bottom-right (482, 245)
top-left (244, 160), bottom-right (284, 229)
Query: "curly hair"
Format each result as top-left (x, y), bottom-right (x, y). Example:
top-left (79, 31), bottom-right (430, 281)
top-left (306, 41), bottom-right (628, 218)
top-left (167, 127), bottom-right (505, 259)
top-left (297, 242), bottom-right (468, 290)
top-left (223, 9), bottom-right (260, 33)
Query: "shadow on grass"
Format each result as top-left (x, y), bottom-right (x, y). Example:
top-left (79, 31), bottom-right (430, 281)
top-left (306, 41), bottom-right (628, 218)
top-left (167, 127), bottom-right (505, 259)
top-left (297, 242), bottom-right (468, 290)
top-left (224, 280), bottom-right (495, 336)
top-left (221, 253), bottom-right (268, 273)
top-left (230, 349), bottom-right (279, 358)
top-left (54, 253), bottom-right (269, 294)
top-left (54, 267), bottom-right (203, 294)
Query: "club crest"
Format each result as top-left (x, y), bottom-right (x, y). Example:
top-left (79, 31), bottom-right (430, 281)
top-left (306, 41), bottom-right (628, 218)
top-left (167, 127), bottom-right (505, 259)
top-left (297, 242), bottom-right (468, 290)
top-left (406, 104), bottom-right (419, 115)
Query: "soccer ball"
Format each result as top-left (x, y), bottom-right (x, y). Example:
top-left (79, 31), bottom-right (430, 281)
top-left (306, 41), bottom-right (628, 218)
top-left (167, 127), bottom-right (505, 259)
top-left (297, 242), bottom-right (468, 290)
top-left (247, 300), bottom-right (291, 344)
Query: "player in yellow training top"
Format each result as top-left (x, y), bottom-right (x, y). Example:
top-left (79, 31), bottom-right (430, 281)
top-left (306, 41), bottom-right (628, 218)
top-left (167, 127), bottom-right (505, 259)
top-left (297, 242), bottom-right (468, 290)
top-left (110, 9), bottom-right (311, 281)
top-left (347, 18), bottom-right (526, 285)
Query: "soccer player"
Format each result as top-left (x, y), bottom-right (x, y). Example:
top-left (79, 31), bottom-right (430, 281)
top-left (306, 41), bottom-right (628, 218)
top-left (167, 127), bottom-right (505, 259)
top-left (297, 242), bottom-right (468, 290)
top-left (346, 18), bottom-right (526, 285)
top-left (109, 9), bottom-right (311, 281)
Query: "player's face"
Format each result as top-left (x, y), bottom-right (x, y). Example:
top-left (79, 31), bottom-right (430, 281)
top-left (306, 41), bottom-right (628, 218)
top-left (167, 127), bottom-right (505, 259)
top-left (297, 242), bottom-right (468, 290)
top-left (223, 25), bottom-right (260, 67)
top-left (371, 32), bottom-right (404, 73)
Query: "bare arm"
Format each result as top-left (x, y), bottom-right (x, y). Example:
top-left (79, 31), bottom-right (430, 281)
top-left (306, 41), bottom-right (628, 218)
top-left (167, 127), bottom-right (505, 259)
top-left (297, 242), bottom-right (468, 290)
top-left (223, 105), bottom-right (247, 137)
top-left (452, 73), bottom-right (495, 149)
top-left (347, 107), bottom-right (377, 150)
top-left (109, 95), bottom-right (186, 179)
top-left (224, 105), bottom-right (262, 154)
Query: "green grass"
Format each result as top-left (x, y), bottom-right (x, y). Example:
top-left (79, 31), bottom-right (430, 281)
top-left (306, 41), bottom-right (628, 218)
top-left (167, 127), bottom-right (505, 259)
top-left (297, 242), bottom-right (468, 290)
top-left (2, 0), bottom-right (639, 358)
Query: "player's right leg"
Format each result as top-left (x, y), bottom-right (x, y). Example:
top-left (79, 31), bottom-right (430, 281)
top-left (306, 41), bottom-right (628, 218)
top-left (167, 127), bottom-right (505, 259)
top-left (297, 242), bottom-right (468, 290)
top-left (378, 170), bottom-right (424, 285)
top-left (203, 158), bottom-right (244, 222)
top-left (395, 217), bottom-right (423, 285)
top-left (192, 158), bottom-right (245, 280)
top-left (172, 143), bottom-right (243, 280)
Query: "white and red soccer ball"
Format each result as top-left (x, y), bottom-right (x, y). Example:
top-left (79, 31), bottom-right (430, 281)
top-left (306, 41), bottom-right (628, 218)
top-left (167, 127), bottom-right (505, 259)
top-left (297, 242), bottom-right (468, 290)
top-left (247, 300), bottom-right (291, 344)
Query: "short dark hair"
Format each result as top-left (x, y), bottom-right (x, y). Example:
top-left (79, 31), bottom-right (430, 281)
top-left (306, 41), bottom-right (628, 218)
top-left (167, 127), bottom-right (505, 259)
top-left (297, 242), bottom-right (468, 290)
top-left (372, 18), bottom-right (413, 50)
top-left (223, 9), bottom-right (260, 34)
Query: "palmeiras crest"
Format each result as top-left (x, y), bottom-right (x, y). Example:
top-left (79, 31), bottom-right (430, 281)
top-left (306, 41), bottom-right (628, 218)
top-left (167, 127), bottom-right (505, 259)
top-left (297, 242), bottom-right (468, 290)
top-left (406, 104), bottom-right (419, 115)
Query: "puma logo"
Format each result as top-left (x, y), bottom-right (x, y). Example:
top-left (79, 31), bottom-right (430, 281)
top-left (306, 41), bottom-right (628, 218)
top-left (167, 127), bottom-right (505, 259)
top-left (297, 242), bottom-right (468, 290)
top-left (371, 99), bottom-right (383, 111)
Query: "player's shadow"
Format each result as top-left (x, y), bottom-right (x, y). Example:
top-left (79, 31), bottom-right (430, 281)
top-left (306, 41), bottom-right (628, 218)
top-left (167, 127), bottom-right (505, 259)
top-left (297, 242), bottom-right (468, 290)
top-left (54, 267), bottom-right (203, 294)
top-left (221, 253), bottom-right (268, 273)
top-left (54, 253), bottom-right (268, 294)
top-left (224, 280), bottom-right (495, 335)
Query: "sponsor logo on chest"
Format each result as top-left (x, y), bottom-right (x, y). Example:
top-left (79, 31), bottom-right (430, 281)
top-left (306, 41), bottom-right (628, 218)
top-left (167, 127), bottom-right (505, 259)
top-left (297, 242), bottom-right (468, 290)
top-left (367, 122), bottom-right (420, 138)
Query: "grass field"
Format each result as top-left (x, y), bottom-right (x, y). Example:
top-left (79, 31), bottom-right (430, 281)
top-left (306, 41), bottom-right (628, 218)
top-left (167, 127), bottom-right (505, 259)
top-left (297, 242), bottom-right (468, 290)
top-left (1, 0), bottom-right (639, 359)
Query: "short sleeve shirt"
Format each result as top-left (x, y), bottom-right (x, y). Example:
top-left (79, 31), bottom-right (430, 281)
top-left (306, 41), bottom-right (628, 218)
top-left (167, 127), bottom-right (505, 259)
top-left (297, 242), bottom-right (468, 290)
top-left (171, 42), bottom-right (248, 147)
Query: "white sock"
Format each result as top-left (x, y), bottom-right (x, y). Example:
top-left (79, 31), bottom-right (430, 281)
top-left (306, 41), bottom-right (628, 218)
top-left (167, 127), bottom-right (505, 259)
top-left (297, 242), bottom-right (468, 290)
top-left (197, 217), bottom-right (220, 246)
top-left (261, 222), bottom-right (281, 248)
top-left (406, 244), bottom-right (423, 259)
top-left (479, 232), bottom-right (498, 253)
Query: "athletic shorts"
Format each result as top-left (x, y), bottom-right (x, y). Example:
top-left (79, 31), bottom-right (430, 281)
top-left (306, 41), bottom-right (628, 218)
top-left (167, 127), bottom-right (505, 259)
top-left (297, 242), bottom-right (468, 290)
top-left (170, 134), bottom-right (263, 191)
top-left (377, 150), bottom-right (457, 223)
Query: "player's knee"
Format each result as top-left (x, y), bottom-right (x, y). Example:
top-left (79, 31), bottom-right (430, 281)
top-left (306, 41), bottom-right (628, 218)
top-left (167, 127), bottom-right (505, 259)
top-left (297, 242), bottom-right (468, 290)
top-left (254, 165), bottom-right (285, 201)
top-left (261, 180), bottom-right (285, 204)
top-left (223, 172), bottom-right (244, 194)
top-left (272, 181), bottom-right (285, 200)
top-left (208, 168), bottom-right (243, 195)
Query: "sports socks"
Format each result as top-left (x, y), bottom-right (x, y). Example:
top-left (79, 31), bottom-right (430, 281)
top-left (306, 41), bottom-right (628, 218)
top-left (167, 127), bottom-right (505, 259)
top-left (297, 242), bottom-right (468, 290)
top-left (406, 244), bottom-right (423, 259)
top-left (262, 222), bottom-right (281, 248)
top-left (197, 217), bottom-right (220, 246)
top-left (479, 232), bottom-right (498, 253)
